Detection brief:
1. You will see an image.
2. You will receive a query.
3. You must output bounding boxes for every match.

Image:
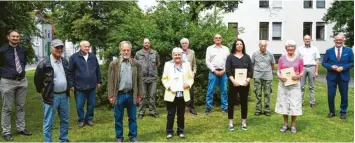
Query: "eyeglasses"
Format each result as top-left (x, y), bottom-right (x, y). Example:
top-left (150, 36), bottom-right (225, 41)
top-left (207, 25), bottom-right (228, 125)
top-left (214, 37), bottom-right (222, 39)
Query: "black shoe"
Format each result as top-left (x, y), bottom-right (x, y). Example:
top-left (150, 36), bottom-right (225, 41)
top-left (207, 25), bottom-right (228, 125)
top-left (129, 137), bottom-right (138, 142)
top-left (64, 140), bottom-right (70, 142)
top-left (138, 114), bottom-right (143, 119)
top-left (150, 113), bottom-right (159, 118)
top-left (116, 138), bottom-right (123, 143)
top-left (222, 109), bottom-right (228, 113)
top-left (340, 114), bottom-right (346, 119)
top-left (86, 120), bottom-right (94, 126)
top-left (18, 129), bottom-right (32, 136)
top-left (3, 134), bottom-right (14, 141)
top-left (254, 112), bottom-right (261, 116)
top-left (78, 121), bottom-right (85, 128)
top-left (328, 113), bottom-right (336, 118)
top-left (204, 109), bottom-right (211, 115)
top-left (189, 108), bottom-right (197, 115)
top-left (264, 112), bottom-right (271, 116)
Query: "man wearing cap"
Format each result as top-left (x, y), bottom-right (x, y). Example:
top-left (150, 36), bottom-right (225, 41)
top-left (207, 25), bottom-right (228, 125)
top-left (34, 39), bottom-right (71, 142)
top-left (0, 30), bottom-right (32, 141)
top-left (69, 40), bottom-right (102, 128)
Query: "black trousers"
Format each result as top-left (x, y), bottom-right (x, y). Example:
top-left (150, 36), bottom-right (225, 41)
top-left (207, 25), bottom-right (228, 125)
top-left (166, 97), bottom-right (186, 135)
top-left (186, 87), bottom-right (195, 109)
top-left (228, 85), bottom-right (249, 119)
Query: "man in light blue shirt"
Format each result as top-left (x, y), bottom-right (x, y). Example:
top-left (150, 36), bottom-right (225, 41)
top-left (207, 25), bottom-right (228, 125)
top-left (34, 39), bottom-right (71, 142)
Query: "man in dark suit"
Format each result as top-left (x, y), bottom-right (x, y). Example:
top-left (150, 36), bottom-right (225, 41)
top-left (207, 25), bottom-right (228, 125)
top-left (322, 34), bottom-right (354, 119)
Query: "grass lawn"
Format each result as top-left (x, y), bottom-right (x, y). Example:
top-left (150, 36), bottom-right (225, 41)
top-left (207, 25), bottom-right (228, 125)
top-left (0, 70), bottom-right (353, 142)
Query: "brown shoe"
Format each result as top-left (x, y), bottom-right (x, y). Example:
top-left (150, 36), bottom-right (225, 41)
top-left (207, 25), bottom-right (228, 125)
top-left (311, 104), bottom-right (316, 109)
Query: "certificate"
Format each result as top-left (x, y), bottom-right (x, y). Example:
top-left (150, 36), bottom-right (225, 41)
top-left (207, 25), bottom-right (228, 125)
top-left (280, 67), bottom-right (298, 86)
top-left (234, 69), bottom-right (247, 84)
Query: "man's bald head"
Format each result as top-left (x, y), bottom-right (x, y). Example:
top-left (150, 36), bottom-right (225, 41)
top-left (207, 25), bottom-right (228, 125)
top-left (303, 35), bottom-right (312, 46)
top-left (259, 40), bottom-right (268, 53)
top-left (143, 38), bottom-right (151, 50)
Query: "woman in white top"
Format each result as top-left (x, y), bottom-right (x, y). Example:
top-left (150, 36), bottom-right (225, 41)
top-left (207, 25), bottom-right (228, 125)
top-left (161, 47), bottom-right (194, 139)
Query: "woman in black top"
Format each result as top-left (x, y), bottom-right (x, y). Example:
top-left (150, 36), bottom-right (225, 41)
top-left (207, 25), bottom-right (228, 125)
top-left (225, 39), bottom-right (253, 131)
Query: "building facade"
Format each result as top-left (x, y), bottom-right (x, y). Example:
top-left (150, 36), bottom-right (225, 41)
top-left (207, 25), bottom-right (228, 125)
top-left (223, 0), bottom-right (335, 56)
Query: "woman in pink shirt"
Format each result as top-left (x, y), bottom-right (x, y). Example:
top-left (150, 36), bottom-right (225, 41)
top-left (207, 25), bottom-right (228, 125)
top-left (275, 40), bottom-right (304, 133)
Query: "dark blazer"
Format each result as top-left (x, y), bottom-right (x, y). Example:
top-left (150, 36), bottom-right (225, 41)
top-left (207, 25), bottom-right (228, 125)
top-left (69, 51), bottom-right (102, 91)
top-left (322, 47), bottom-right (354, 81)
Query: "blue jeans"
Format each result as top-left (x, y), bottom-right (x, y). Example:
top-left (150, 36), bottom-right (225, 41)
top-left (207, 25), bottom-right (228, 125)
top-left (75, 89), bottom-right (96, 122)
top-left (206, 72), bottom-right (228, 111)
top-left (114, 93), bottom-right (137, 139)
top-left (43, 93), bottom-right (69, 142)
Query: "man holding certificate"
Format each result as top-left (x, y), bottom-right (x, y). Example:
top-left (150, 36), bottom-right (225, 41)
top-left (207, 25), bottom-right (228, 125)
top-left (275, 40), bottom-right (304, 134)
top-left (225, 39), bottom-right (252, 131)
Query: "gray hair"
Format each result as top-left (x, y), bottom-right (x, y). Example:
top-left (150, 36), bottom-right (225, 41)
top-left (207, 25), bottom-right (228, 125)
top-left (172, 47), bottom-right (183, 55)
top-left (180, 38), bottom-right (189, 44)
top-left (334, 34), bottom-right (345, 40)
top-left (214, 34), bottom-right (222, 38)
top-left (303, 35), bottom-right (312, 40)
top-left (120, 41), bottom-right (132, 49)
top-left (259, 40), bottom-right (267, 45)
top-left (285, 40), bottom-right (296, 48)
top-left (79, 40), bottom-right (90, 46)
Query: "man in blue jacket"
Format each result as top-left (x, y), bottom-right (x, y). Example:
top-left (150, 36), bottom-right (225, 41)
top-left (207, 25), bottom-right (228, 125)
top-left (322, 34), bottom-right (354, 119)
top-left (69, 40), bottom-right (102, 127)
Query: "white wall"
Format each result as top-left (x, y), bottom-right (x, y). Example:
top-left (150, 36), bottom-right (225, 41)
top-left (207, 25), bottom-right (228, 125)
top-left (222, 0), bottom-right (335, 55)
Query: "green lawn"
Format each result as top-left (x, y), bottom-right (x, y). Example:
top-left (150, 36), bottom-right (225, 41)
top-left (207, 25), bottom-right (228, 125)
top-left (0, 70), bottom-right (353, 142)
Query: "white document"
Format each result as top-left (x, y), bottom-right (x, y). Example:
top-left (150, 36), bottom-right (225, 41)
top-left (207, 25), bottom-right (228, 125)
top-left (234, 69), bottom-right (247, 84)
top-left (280, 67), bottom-right (298, 86)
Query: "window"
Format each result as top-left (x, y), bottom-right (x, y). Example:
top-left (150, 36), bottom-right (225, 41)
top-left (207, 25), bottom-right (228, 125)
top-left (304, 0), bottom-right (313, 8)
top-left (228, 23), bottom-right (239, 38)
top-left (272, 22), bottom-right (282, 40)
top-left (259, 0), bottom-right (269, 8)
top-left (316, 22), bottom-right (325, 40)
top-left (273, 0), bottom-right (282, 8)
top-left (303, 22), bottom-right (313, 37)
top-left (316, 0), bottom-right (325, 8)
top-left (259, 22), bottom-right (269, 40)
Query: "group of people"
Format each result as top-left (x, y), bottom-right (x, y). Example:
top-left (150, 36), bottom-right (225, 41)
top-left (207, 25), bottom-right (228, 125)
top-left (0, 29), bottom-right (353, 142)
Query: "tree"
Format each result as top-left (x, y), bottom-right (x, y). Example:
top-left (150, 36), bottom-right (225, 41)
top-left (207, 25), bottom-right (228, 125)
top-left (323, 0), bottom-right (354, 47)
top-left (0, 1), bottom-right (48, 63)
top-left (98, 1), bottom-right (236, 106)
top-left (184, 1), bottom-right (242, 21)
top-left (52, 1), bottom-right (137, 55)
